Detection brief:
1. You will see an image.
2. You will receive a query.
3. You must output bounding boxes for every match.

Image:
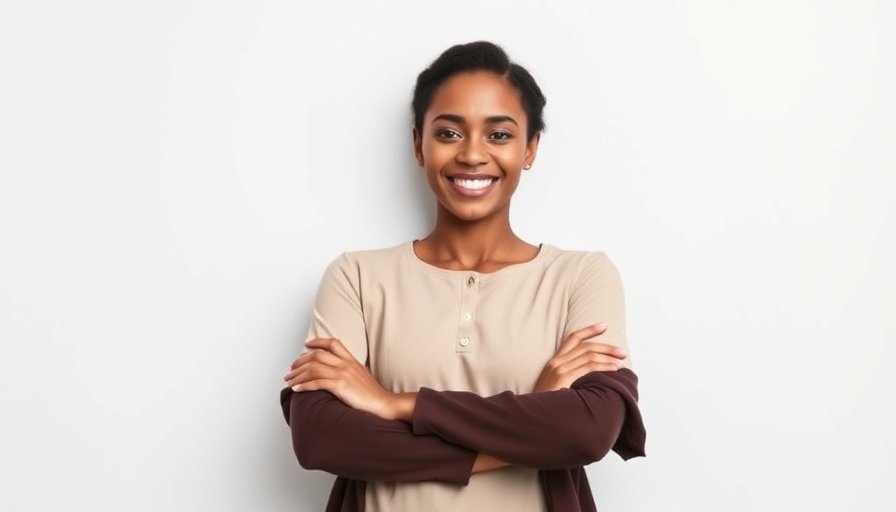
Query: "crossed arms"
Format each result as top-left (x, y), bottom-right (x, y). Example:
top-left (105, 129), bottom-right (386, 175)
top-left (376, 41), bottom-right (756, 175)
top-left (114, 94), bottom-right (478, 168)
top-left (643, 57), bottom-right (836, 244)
top-left (280, 251), bottom-right (646, 483)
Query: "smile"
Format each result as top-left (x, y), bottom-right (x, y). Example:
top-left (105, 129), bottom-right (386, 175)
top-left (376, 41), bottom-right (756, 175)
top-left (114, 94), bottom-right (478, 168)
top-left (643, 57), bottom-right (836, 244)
top-left (448, 176), bottom-right (498, 197)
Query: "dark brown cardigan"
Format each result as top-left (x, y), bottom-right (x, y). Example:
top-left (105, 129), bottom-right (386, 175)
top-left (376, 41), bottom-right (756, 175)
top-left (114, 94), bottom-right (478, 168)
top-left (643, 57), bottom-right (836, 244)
top-left (280, 368), bottom-right (646, 512)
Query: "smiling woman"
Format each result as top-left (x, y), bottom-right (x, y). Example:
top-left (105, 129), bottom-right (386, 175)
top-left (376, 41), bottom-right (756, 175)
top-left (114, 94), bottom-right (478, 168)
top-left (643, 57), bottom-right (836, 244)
top-left (280, 41), bottom-right (646, 512)
top-left (415, 71), bottom-right (537, 226)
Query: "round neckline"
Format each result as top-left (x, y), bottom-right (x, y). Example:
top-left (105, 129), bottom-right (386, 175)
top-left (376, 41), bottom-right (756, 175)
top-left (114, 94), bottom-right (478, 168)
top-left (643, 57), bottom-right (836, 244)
top-left (403, 240), bottom-right (552, 280)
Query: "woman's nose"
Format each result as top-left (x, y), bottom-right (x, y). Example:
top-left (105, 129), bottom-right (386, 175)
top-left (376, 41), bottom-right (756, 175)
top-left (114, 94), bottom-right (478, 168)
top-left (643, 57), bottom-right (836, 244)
top-left (456, 138), bottom-right (488, 166)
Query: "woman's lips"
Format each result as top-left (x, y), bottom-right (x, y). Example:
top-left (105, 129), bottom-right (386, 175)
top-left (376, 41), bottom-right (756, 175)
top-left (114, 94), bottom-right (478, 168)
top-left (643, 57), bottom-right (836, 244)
top-left (448, 176), bottom-right (498, 197)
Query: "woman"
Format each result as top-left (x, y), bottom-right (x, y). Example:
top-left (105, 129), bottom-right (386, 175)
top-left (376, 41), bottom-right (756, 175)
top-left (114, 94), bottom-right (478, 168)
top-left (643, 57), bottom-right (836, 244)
top-left (281, 41), bottom-right (646, 512)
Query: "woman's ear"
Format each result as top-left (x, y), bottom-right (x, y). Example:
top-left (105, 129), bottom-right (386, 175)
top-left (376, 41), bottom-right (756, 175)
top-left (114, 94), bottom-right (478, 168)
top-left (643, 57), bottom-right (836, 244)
top-left (524, 133), bottom-right (541, 170)
top-left (413, 128), bottom-right (423, 166)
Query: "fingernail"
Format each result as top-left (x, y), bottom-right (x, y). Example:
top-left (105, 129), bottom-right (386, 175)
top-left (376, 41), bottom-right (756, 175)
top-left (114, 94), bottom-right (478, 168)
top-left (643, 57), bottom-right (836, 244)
top-left (595, 322), bottom-right (607, 330)
top-left (618, 350), bottom-right (628, 358)
top-left (292, 384), bottom-right (301, 392)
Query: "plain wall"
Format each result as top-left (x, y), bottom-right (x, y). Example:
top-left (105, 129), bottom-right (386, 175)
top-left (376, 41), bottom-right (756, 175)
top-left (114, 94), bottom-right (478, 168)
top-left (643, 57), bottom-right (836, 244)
top-left (1, 1), bottom-right (894, 510)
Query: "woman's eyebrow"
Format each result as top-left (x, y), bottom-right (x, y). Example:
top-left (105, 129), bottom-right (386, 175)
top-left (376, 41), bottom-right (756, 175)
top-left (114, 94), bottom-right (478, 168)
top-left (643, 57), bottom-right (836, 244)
top-left (484, 115), bottom-right (518, 126)
top-left (431, 114), bottom-right (519, 126)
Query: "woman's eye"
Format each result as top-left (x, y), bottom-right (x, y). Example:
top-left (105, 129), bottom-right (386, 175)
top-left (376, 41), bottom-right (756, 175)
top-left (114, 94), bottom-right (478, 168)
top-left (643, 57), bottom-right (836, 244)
top-left (490, 132), bottom-right (512, 141)
top-left (436, 129), bottom-right (461, 139)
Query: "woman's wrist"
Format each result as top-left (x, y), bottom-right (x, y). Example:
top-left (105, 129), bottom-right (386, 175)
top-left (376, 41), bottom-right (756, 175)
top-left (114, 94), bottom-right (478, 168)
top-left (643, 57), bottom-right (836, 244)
top-left (384, 392), bottom-right (417, 422)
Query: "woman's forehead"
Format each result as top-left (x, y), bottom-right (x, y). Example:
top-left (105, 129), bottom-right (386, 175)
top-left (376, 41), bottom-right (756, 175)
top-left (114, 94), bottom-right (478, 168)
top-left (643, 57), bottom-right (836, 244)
top-left (426, 71), bottom-right (526, 121)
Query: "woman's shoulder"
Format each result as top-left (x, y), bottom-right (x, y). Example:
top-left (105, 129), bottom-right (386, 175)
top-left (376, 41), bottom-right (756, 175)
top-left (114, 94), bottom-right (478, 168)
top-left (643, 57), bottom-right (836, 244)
top-left (541, 244), bottom-right (615, 270)
top-left (540, 245), bottom-right (624, 295)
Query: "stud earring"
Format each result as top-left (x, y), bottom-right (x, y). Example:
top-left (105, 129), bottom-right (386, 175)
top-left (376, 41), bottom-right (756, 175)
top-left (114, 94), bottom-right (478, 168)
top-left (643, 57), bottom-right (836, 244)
top-left (523, 163), bottom-right (531, 170)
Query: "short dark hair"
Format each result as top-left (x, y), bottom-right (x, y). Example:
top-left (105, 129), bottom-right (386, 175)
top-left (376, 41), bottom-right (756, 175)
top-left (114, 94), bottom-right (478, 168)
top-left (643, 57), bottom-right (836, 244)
top-left (412, 41), bottom-right (547, 142)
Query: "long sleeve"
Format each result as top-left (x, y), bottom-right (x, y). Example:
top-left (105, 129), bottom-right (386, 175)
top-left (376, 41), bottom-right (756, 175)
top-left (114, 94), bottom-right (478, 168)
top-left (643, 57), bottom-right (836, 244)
top-left (283, 253), bottom-right (477, 484)
top-left (411, 369), bottom-right (646, 469)
top-left (281, 387), bottom-right (476, 483)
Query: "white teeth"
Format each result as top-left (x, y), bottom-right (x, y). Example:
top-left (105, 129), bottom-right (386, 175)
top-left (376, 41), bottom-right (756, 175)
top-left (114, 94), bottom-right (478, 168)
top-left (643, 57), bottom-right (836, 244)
top-left (453, 178), bottom-right (495, 190)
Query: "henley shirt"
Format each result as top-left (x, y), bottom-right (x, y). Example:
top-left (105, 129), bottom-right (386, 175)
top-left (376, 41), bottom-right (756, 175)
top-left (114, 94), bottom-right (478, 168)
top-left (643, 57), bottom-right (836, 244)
top-left (281, 241), bottom-right (646, 511)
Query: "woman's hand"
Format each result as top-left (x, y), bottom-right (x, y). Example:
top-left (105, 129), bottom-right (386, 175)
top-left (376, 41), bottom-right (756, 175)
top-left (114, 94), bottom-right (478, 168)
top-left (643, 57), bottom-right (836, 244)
top-left (284, 338), bottom-right (412, 421)
top-left (532, 323), bottom-right (628, 393)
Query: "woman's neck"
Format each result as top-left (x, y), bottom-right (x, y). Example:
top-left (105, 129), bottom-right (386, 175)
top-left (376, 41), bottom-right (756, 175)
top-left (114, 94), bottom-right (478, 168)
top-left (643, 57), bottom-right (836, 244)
top-left (414, 209), bottom-right (539, 273)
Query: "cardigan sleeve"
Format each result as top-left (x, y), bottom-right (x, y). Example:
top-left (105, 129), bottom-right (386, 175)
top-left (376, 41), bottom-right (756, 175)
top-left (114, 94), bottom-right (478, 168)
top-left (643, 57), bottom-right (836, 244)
top-left (411, 369), bottom-right (646, 469)
top-left (411, 251), bottom-right (646, 469)
top-left (281, 387), bottom-right (476, 484)
top-left (282, 253), bottom-right (477, 484)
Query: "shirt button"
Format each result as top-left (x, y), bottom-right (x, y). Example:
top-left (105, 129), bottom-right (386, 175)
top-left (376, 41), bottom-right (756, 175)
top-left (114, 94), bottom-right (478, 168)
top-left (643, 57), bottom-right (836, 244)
top-left (458, 337), bottom-right (470, 347)
top-left (467, 276), bottom-right (475, 288)
top-left (462, 312), bottom-right (472, 321)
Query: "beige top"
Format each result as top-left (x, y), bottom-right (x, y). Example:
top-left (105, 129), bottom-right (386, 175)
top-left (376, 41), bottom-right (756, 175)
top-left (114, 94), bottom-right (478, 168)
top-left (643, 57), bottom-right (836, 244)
top-left (306, 241), bottom-right (629, 512)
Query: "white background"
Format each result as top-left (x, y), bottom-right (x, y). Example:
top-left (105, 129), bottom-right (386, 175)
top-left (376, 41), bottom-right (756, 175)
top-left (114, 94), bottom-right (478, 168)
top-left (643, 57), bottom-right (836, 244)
top-left (1, 1), bottom-right (894, 511)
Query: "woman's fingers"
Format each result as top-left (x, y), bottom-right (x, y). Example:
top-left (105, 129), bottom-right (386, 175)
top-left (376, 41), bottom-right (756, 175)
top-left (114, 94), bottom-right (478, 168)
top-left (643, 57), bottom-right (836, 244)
top-left (539, 350), bottom-right (623, 391)
top-left (551, 340), bottom-right (627, 370)
top-left (291, 378), bottom-right (337, 393)
top-left (548, 343), bottom-right (628, 384)
top-left (304, 337), bottom-right (355, 360)
top-left (559, 361), bottom-right (622, 387)
top-left (285, 337), bottom-right (358, 381)
top-left (284, 347), bottom-right (345, 382)
top-left (534, 325), bottom-right (628, 392)
top-left (284, 338), bottom-right (374, 397)
top-left (574, 343), bottom-right (627, 364)
top-left (286, 360), bottom-right (342, 389)
top-left (556, 323), bottom-right (607, 356)
top-left (574, 341), bottom-right (627, 360)
top-left (568, 352), bottom-right (622, 372)
top-left (289, 338), bottom-right (353, 370)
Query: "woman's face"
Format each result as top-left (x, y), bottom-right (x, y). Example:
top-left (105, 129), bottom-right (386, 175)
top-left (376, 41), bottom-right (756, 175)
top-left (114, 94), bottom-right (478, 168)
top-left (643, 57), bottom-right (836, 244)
top-left (414, 71), bottom-right (539, 223)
